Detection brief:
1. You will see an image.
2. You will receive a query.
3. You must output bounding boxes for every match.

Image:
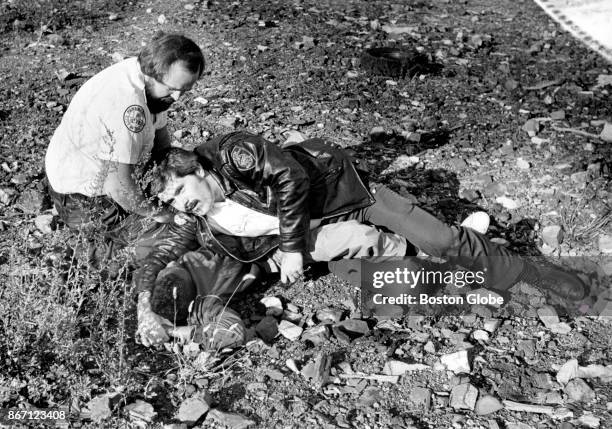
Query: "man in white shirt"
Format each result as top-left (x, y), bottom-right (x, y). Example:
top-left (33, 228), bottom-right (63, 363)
top-left (45, 32), bottom-right (204, 257)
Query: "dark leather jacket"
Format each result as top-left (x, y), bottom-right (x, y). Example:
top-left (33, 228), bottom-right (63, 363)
top-left (135, 131), bottom-right (374, 294)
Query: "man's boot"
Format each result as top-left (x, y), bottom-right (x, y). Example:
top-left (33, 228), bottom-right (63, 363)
top-left (517, 261), bottom-right (588, 301)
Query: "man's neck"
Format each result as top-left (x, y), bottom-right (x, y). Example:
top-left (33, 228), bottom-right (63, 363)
top-left (204, 174), bottom-right (225, 202)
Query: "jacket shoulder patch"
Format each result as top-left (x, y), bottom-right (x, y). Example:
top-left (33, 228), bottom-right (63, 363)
top-left (231, 145), bottom-right (255, 171)
top-left (123, 105), bottom-right (146, 133)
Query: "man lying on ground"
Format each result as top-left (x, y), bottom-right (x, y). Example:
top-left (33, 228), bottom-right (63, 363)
top-left (135, 131), bottom-right (587, 348)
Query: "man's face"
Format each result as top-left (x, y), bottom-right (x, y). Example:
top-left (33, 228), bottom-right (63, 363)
top-left (158, 168), bottom-right (215, 217)
top-left (145, 61), bottom-right (199, 114)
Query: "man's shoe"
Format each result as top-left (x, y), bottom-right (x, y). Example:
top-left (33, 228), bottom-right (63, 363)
top-left (189, 295), bottom-right (246, 350)
top-left (522, 262), bottom-right (587, 301)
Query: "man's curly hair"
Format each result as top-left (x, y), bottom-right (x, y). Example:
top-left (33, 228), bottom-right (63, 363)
top-left (143, 147), bottom-right (202, 199)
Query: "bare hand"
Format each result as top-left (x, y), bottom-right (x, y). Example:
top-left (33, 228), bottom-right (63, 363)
top-left (279, 251), bottom-right (304, 284)
top-left (167, 325), bottom-right (195, 343)
top-left (137, 307), bottom-right (172, 347)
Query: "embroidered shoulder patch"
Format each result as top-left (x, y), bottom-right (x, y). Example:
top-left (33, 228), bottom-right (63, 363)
top-left (123, 105), bottom-right (146, 133)
top-left (231, 145), bottom-right (255, 171)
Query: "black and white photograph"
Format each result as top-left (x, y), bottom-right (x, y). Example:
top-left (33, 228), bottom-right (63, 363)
top-left (0, 0), bottom-right (611, 427)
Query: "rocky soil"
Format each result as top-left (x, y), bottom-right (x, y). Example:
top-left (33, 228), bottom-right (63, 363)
top-left (0, 0), bottom-right (611, 428)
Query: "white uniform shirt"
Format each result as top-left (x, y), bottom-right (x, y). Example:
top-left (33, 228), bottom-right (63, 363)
top-left (206, 199), bottom-right (321, 236)
top-left (45, 57), bottom-right (167, 196)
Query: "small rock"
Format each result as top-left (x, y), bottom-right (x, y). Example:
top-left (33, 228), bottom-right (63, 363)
top-left (440, 350), bottom-right (470, 374)
top-left (34, 214), bottom-right (54, 234)
top-left (523, 119), bottom-right (540, 136)
top-left (286, 359), bottom-right (300, 373)
top-left (537, 306), bottom-right (559, 328)
top-left (472, 330), bottom-right (489, 342)
top-left (278, 320), bottom-right (303, 341)
top-left (484, 183), bottom-right (508, 196)
top-left (358, 386), bottom-right (382, 406)
top-left (500, 140), bottom-right (514, 156)
top-left (516, 340), bottom-right (536, 358)
top-left (550, 110), bottom-right (565, 120)
top-left (301, 325), bottom-right (329, 345)
top-left (205, 409), bottom-right (255, 429)
top-left (184, 3), bottom-right (195, 10)
top-left (219, 115), bottom-right (239, 129)
top-left (381, 155), bottom-right (420, 174)
top-left (505, 79), bottom-right (519, 91)
top-left (475, 395), bottom-right (503, 415)
top-left (108, 13), bottom-right (119, 21)
top-left (571, 171), bottom-right (588, 186)
top-left (301, 353), bottom-right (331, 386)
top-left (542, 225), bottom-right (564, 248)
top-left (383, 360), bottom-right (429, 376)
top-left (424, 341), bottom-right (436, 354)
top-left (173, 129), bottom-right (184, 139)
top-left (549, 322), bottom-right (572, 335)
top-left (157, 14), bottom-right (167, 25)
top-left (87, 393), bottom-right (119, 422)
top-left (532, 372), bottom-right (557, 389)
top-left (495, 196), bottom-right (520, 210)
top-left (15, 188), bottom-right (45, 214)
top-left (406, 131), bottom-right (421, 143)
top-left (450, 158), bottom-right (468, 170)
top-left (516, 158), bottom-right (530, 170)
top-left (564, 378), bottom-right (595, 403)
top-left (460, 189), bottom-right (480, 202)
top-left (531, 136), bottom-right (549, 145)
top-left (449, 383), bottom-right (478, 410)
top-left (47, 34), bottom-right (65, 46)
top-left (557, 359), bottom-right (579, 384)
top-left (578, 413), bottom-right (600, 428)
top-left (409, 387), bottom-right (432, 411)
top-left (260, 296), bottom-right (283, 317)
top-left (283, 130), bottom-right (307, 145)
top-left (600, 122), bottom-right (612, 143)
top-left (177, 397), bottom-right (210, 424)
top-left (255, 316), bottom-right (278, 343)
top-left (483, 319), bottom-right (500, 333)
top-left (598, 234), bottom-right (612, 254)
top-left (370, 126), bottom-right (387, 142)
top-left (335, 319), bottom-right (369, 336)
top-left (381, 25), bottom-right (418, 35)
top-left (316, 308), bottom-right (342, 323)
top-left (125, 400), bottom-right (157, 423)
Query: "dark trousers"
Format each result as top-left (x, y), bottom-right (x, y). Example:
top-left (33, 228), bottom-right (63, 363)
top-left (339, 184), bottom-right (525, 291)
top-left (48, 186), bottom-right (165, 262)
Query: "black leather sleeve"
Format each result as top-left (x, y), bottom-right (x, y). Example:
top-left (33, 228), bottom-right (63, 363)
top-left (222, 133), bottom-right (310, 253)
top-left (134, 220), bottom-right (201, 296)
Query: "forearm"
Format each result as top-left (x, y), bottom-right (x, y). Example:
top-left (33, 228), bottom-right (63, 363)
top-left (103, 161), bottom-right (158, 217)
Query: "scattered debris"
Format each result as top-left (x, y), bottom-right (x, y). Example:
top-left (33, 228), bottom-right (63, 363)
top-left (450, 383), bottom-right (478, 410)
top-left (177, 397), bottom-right (210, 424)
top-left (204, 409), bottom-right (255, 429)
top-left (440, 350), bottom-right (471, 374)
